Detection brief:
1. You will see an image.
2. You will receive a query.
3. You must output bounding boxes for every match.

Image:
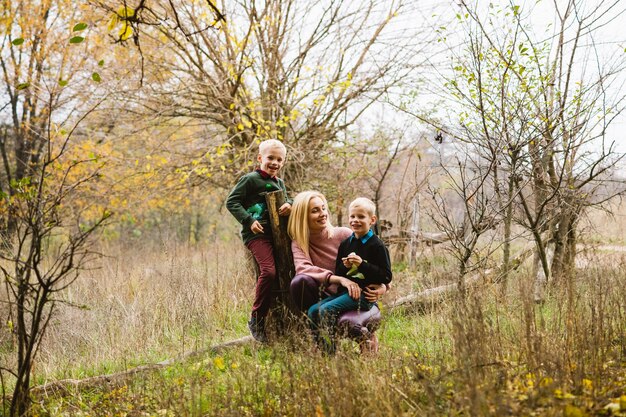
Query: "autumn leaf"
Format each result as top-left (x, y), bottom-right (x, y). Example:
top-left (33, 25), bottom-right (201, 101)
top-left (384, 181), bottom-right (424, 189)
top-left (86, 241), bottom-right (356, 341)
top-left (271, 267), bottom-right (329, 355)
top-left (107, 14), bottom-right (118, 31)
top-left (119, 24), bottom-right (132, 41)
top-left (213, 357), bottom-right (226, 371)
top-left (117, 6), bottom-right (135, 18)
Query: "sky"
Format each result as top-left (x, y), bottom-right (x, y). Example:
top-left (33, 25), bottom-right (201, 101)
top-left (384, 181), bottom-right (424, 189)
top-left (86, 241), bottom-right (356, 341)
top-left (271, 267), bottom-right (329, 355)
top-left (370, 0), bottom-right (626, 169)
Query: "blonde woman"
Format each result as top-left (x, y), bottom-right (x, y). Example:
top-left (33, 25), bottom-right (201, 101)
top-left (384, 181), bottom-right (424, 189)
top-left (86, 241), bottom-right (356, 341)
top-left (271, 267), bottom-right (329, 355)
top-left (288, 191), bottom-right (387, 352)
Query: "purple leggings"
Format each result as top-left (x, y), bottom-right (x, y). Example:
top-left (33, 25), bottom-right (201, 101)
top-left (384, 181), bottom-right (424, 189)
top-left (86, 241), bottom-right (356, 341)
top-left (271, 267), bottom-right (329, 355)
top-left (289, 274), bottom-right (381, 339)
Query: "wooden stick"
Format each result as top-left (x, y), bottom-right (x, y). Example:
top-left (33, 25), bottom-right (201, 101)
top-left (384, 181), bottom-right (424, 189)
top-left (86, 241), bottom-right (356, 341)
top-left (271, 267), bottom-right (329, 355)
top-left (29, 336), bottom-right (253, 397)
top-left (265, 190), bottom-right (296, 312)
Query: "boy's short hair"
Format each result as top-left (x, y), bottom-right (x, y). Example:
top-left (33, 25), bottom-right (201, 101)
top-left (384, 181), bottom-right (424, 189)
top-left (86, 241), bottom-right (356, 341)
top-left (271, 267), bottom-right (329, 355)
top-left (259, 139), bottom-right (286, 155)
top-left (349, 197), bottom-right (376, 216)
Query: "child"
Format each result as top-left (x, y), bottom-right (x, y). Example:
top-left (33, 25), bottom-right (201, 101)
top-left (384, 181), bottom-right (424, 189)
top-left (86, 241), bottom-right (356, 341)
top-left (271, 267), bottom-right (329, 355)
top-left (226, 139), bottom-right (292, 342)
top-left (307, 197), bottom-right (392, 352)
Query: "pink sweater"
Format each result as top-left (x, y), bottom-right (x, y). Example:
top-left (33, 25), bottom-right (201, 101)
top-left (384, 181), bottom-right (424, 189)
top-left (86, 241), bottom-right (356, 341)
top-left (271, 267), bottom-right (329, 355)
top-left (291, 226), bottom-right (352, 288)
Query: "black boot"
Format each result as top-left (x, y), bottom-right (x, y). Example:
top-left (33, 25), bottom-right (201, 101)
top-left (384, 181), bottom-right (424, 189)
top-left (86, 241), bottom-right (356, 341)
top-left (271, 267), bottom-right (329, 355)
top-left (247, 316), bottom-right (268, 343)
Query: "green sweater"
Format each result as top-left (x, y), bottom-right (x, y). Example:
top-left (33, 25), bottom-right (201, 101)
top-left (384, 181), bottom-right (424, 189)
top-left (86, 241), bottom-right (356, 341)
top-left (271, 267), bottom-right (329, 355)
top-left (226, 170), bottom-right (290, 244)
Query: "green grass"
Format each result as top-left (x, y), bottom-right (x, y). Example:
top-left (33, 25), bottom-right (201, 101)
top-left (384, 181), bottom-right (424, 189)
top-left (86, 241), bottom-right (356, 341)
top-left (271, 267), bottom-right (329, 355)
top-left (23, 295), bottom-right (626, 417)
top-left (4, 243), bottom-right (626, 416)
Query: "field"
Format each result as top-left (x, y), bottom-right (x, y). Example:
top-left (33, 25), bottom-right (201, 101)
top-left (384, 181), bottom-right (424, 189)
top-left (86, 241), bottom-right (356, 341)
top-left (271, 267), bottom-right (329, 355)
top-left (1, 207), bottom-right (625, 417)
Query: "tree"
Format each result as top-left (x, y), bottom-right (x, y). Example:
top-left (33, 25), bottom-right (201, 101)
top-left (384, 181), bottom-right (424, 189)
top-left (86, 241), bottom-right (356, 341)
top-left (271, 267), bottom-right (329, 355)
top-left (111, 0), bottom-right (434, 191)
top-left (0, 2), bottom-right (112, 414)
top-left (412, 0), bottom-right (626, 294)
top-left (426, 140), bottom-right (504, 296)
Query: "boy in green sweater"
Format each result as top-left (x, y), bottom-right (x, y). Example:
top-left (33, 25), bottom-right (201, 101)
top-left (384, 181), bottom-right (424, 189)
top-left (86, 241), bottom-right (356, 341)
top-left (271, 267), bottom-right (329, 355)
top-left (226, 139), bottom-right (292, 342)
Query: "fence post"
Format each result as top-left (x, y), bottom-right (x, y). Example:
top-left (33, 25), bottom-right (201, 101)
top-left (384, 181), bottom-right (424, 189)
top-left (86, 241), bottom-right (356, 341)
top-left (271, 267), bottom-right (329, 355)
top-left (265, 190), bottom-right (296, 317)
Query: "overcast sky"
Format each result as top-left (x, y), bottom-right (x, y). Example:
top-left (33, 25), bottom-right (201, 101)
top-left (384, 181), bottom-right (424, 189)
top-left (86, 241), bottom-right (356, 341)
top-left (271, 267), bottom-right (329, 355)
top-left (372, 0), bottom-right (626, 166)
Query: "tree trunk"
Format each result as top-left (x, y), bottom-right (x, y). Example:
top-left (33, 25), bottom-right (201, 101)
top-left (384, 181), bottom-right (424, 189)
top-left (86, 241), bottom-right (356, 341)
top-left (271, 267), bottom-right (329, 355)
top-left (11, 281), bottom-right (31, 417)
top-left (500, 173), bottom-right (515, 291)
top-left (265, 190), bottom-right (296, 318)
top-left (336, 195), bottom-right (344, 228)
top-left (551, 204), bottom-right (578, 283)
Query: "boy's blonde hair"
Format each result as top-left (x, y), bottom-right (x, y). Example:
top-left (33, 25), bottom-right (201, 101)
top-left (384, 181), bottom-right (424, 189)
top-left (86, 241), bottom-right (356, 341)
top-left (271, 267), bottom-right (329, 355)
top-left (349, 197), bottom-right (377, 217)
top-left (288, 190), bottom-right (334, 257)
top-left (258, 139), bottom-right (286, 155)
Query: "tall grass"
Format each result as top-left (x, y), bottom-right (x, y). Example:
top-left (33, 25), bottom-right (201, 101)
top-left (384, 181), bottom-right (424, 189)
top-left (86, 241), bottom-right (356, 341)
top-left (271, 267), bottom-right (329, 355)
top-left (27, 239), bottom-right (255, 382)
top-left (2, 239), bottom-right (626, 416)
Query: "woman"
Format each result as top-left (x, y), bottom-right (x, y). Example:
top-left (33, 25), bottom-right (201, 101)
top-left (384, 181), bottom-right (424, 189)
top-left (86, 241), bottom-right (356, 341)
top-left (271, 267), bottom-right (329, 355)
top-left (287, 190), bottom-right (387, 352)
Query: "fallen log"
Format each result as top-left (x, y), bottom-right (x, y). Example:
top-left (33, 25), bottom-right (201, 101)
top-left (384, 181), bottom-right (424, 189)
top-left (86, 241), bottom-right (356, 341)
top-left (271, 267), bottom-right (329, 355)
top-left (388, 271), bottom-right (487, 310)
top-left (30, 336), bottom-right (253, 397)
top-left (389, 247), bottom-right (534, 310)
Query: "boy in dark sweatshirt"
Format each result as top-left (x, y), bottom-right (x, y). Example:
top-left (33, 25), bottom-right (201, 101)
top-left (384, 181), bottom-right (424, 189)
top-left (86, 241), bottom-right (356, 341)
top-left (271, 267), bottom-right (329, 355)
top-left (307, 197), bottom-right (392, 352)
top-left (226, 139), bottom-right (291, 342)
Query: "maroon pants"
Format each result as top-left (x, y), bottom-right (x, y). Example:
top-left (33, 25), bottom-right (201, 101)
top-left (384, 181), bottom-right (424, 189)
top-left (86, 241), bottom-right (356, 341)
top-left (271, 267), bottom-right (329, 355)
top-left (245, 237), bottom-right (276, 319)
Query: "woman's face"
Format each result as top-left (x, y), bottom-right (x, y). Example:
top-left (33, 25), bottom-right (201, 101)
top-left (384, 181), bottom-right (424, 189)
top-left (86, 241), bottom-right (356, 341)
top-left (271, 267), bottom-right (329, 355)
top-left (308, 196), bottom-right (328, 232)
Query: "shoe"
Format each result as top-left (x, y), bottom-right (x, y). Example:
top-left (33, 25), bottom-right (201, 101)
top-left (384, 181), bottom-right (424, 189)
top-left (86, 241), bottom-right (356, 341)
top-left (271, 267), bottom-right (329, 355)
top-left (248, 317), bottom-right (268, 343)
top-left (360, 333), bottom-right (379, 354)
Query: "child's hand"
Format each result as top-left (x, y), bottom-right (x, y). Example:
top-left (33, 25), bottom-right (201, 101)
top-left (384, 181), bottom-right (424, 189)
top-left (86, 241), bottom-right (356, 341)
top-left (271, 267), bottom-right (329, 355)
top-left (278, 202), bottom-right (291, 216)
top-left (363, 284), bottom-right (386, 302)
top-left (250, 220), bottom-right (264, 234)
top-left (342, 257), bottom-right (352, 268)
top-left (345, 252), bottom-right (362, 267)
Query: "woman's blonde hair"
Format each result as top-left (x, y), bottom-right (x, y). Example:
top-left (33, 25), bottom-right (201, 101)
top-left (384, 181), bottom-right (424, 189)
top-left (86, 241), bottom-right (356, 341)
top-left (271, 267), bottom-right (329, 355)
top-left (288, 190), bottom-right (333, 257)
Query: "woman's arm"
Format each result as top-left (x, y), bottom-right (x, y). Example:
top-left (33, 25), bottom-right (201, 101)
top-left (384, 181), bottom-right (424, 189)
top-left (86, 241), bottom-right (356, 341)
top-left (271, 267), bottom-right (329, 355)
top-left (291, 240), bottom-right (333, 282)
top-left (327, 275), bottom-right (361, 300)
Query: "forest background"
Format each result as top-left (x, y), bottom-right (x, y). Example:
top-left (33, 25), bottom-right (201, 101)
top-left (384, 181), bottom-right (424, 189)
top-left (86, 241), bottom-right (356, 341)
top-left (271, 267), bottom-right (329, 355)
top-left (1, 0), bottom-right (626, 416)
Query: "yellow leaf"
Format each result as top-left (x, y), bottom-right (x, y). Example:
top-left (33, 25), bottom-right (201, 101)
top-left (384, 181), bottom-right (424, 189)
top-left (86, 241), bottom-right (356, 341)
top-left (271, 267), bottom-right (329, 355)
top-left (539, 377), bottom-right (554, 387)
top-left (117, 6), bottom-right (135, 18)
top-left (237, 123), bottom-right (244, 131)
top-left (213, 357), bottom-right (226, 371)
top-left (107, 14), bottom-right (118, 31)
top-left (119, 23), bottom-right (133, 41)
top-left (563, 404), bottom-right (584, 417)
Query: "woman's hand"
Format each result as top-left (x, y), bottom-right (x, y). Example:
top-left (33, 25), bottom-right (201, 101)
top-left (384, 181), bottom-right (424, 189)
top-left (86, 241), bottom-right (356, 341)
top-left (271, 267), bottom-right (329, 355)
top-left (337, 276), bottom-right (361, 300)
top-left (363, 284), bottom-right (386, 302)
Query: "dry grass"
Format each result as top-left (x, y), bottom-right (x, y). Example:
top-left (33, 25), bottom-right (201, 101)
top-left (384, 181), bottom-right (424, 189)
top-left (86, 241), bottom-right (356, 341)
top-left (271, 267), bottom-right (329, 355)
top-left (2, 228), bottom-right (626, 416)
top-left (29, 239), bottom-right (256, 381)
